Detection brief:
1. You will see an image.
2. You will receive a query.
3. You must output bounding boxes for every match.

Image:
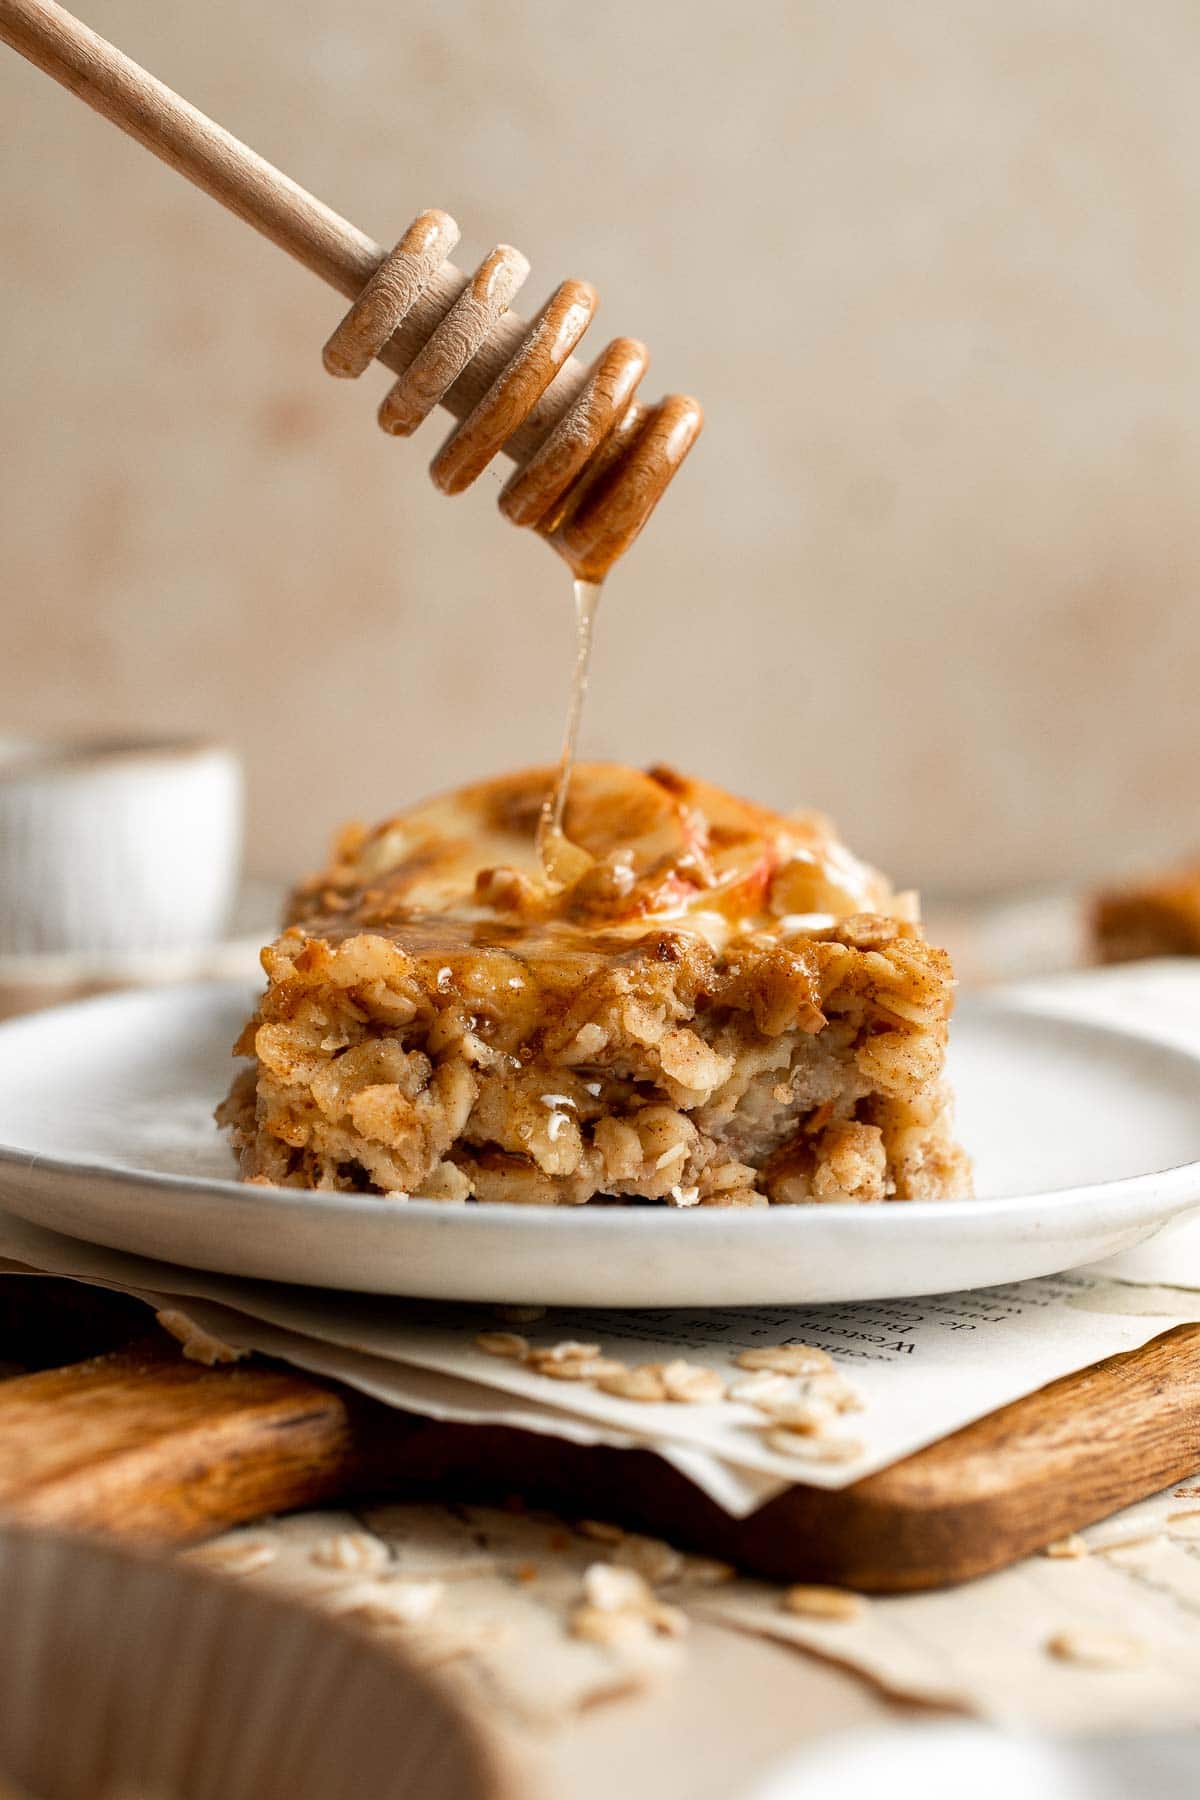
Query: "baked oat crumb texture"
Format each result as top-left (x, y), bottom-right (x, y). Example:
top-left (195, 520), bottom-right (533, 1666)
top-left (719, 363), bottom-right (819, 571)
top-left (218, 764), bottom-right (971, 1205)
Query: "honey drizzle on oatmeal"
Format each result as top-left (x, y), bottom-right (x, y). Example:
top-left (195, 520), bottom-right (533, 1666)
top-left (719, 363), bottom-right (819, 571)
top-left (536, 578), bottom-right (603, 885)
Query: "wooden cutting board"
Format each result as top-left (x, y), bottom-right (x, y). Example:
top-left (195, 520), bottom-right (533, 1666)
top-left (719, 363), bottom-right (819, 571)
top-left (3, 1280), bottom-right (1199, 1592)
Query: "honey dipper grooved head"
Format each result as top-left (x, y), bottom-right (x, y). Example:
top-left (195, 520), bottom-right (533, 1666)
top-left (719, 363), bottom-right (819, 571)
top-left (554, 395), bottom-right (705, 582)
top-left (322, 209), bottom-right (702, 577)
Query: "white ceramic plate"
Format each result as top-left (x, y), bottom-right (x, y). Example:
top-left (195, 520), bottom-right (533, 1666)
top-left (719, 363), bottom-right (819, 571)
top-left (0, 980), bottom-right (1198, 1306)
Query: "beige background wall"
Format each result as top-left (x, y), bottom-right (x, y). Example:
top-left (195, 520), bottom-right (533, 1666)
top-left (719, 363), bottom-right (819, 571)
top-left (2, 0), bottom-right (1198, 893)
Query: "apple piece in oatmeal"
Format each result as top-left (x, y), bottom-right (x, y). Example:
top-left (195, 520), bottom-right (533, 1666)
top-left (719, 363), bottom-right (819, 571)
top-left (218, 764), bottom-right (971, 1206)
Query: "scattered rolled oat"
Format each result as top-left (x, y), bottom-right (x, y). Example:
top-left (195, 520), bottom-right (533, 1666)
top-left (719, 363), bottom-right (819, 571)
top-left (597, 1364), bottom-right (668, 1402)
top-left (156, 1309), bottom-right (247, 1367)
top-left (647, 1601), bottom-right (689, 1638)
top-left (584, 1562), bottom-right (654, 1613)
top-left (570, 1565), bottom-right (689, 1647)
top-left (782, 1584), bottom-right (865, 1622)
top-left (475, 1330), bottom-right (530, 1360)
top-left (331, 1579), bottom-right (444, 1628)
top-left (1043, 1534), bottom-right (1088, 1560)
top-left (729, 1371), bottom-right (792, 1406)
top-left (1046, 1628), bottom-right (1149, 1670)
top-left (495, 1304), bottom-right (547, 1325)
top-left (537, 1355), bottom-right (625, 1382)
top-left (809, 1373), bottom-right (866, 1413)
top-left (578, 1519), bottom-right (626, 1544)
top-left (185, 1536), bottom-right (277, 1577)
top-left (530, 1341), bottom-right (602, 1365)
top-left (763, 1428), bottom-right (864, 1463)
top-left (752, 1395), bottom-right (835, 1433)
top-left (613, 1533), bottom-right (686, 1586)
top-left (310, 1532), bottom-right (390, 1574)
top-left (735, 1345), bottom-right (834, 1377)
top-left (1167, 1510), bottom-right (1200, 1538)
top-left (658, 1359), bottom-right (727, 1404)
top-left (569, 1604), bottom-right (653, 1647)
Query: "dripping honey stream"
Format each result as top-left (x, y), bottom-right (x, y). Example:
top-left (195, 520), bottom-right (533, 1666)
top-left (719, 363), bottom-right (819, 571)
top-left (536, 578), bottom-right (603, 884)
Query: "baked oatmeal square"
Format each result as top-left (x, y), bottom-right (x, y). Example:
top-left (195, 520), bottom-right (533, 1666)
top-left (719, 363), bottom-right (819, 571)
top-left (219, 765), bottom-right (970, 1206)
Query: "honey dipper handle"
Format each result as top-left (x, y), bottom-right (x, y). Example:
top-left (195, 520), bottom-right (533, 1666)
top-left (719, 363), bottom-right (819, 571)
top-left (0, 0), bottom-right (584, 460)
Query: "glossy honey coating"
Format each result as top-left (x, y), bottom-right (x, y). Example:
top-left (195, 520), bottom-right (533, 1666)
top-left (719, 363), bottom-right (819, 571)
top-left (288, 762), bottom-right (904, 947)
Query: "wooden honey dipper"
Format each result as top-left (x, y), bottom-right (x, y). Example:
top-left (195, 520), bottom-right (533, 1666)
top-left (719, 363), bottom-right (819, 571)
top-left (0, 0), bottom-right (703, 581)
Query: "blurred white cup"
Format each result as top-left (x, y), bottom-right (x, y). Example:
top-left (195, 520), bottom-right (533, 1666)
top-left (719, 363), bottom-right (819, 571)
top-left (0, 736), bottom-right (243, 957)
